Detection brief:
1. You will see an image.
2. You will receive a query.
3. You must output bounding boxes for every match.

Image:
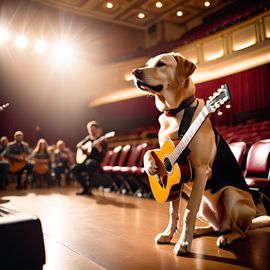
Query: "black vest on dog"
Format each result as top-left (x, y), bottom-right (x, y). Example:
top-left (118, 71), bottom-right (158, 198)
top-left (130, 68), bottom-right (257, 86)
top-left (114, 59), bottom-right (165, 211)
top-left (205, 129), bottom-right (249, 193)
top-left (177, 104), bottom-right (248, 193)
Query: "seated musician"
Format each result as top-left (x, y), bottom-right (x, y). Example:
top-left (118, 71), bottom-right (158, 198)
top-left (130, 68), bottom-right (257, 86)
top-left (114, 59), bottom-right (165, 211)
top-left (0, 136), bottom-right (9, 189)
top-left (4, 131), bottom-right (33, 189)
top-left (53, 140), bottom-right (73, 186)
top-left (71, 121), bottom-right (108, 195)
top-left (31, 138), bottom-right (51, 187)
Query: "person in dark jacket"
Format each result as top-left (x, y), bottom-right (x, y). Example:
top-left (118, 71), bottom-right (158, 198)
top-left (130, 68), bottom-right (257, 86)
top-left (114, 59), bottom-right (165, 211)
top-left (71, 121), bottom-right (108, 195)
top-left (4, 131), bottom-right (33, 189)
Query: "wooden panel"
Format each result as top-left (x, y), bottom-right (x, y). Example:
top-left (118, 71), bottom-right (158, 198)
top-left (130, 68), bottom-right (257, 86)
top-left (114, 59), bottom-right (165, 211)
top-left (203, 37), bottom-right (224, 61)
top-left (176, 46), bottom-right (198, 64)
top-left (232, 24), bottom-right (256, 51)
top-left (264, 14), bottom-right (270, 38)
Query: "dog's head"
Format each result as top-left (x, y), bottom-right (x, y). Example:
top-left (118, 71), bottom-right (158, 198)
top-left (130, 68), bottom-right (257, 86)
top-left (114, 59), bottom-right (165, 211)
top-left (133, 52), bottom-right (196, 112)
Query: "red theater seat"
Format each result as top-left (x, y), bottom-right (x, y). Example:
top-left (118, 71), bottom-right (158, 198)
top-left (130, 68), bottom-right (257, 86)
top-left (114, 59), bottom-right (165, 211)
top-left (245, 139), bottom-right (270, 188)
top-left (102, 145), bottom-right (122, 173)
top-left (229, 141), bottom-right (247, 167)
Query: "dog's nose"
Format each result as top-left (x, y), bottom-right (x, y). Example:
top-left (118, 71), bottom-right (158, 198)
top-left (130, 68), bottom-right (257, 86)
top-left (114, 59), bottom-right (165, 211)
top-left (132, 68), bottom-right (143, 78)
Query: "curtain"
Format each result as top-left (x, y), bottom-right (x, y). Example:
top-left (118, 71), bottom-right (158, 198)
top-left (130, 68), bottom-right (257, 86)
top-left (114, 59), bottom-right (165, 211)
top-left (195, 63), bottom-right (270, 126)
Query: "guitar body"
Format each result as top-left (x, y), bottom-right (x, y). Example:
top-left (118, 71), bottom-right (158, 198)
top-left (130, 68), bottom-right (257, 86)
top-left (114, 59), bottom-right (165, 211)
top-left (149, 140), bottom-right (192, 203)
top-left (76, 141), bottom-right (92, 164)
top-left (146, 84), bottom-right (231, 204)
top-left (34, 164), bottom-right (49, 175)
top-left (8, 154), bottom-right (27, 173)
top-left (75, 131), bottom-right (115, 164)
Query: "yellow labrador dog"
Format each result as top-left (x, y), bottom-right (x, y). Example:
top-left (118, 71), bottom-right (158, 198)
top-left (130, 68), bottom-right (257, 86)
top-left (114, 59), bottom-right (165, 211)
top-left (132, 52), bottom-right (270, 256)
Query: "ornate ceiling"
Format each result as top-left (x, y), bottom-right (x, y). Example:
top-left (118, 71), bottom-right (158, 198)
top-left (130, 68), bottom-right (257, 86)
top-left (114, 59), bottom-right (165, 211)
top-left (33, 0), bottom-right (233, 30)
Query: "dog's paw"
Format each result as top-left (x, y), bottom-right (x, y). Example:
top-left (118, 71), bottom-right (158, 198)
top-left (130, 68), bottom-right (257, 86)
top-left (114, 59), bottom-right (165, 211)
top-left (173, 241), bottom-right (189, 256)
top-left (155, 233), bottom-right (173, 244)
top-left (143, 151), bottom-right (158, 175)
top-left (217, 235), bottom-right (232, 247)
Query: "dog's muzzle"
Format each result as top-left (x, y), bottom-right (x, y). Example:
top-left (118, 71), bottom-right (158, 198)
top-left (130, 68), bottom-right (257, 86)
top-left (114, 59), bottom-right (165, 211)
top-left (132, 68), bottom-right (163, 92)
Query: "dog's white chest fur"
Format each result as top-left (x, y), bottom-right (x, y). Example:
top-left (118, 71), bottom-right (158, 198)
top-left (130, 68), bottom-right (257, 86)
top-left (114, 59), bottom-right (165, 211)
top-left (158, 113), bottom-right (183, 146)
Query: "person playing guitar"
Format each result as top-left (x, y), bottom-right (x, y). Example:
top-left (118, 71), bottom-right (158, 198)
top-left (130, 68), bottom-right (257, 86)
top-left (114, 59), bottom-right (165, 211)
top-left (71, 121), bottom-right (108, 195)
top-left (4, 131), bottom-right (33, 189)
top-left (31, 138), bottom-right (51, 187)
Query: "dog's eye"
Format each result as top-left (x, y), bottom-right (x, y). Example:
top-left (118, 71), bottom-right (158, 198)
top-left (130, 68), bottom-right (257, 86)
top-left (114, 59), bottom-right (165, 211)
top-left (156, 61), bottom-right (166, 67)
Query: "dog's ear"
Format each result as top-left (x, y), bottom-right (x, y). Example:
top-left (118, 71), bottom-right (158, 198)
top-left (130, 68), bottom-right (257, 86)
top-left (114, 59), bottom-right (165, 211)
top-left (173, 53), bottom-right (196, 79)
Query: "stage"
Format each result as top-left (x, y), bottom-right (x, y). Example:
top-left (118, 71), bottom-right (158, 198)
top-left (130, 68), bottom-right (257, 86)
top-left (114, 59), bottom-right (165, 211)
top-left (1, 186), bottom-right (270, 270)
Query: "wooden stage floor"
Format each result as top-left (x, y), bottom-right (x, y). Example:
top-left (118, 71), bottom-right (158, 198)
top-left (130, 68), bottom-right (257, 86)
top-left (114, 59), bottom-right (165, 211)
top-left (1, 185), bottom-right (270, 270)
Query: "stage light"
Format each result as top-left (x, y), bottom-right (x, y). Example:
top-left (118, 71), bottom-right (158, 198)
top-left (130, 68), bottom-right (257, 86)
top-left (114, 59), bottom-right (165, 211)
top-left (138, 13), bottom-right (145, 19)
top-left (0, 28), bottom-right (9, 43)
top-left (176, 11), bottom-right (183, 17)
top-left (106, 2), bottom-right (113, 9)
top-left (35, 39), bottom-right (47, 53)
top-left (16, 35), bottom-right (27, 48)
top-left (52, 41), bottom-right (75, 66)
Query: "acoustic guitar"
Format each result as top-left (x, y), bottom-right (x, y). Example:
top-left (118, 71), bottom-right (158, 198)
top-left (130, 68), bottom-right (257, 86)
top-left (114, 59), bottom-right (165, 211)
top-left (34, 163), bottom-right (49, 175)
top-left (149, 84), bottom-right (231, 203)
top-left (8, 153), bottom-right (28, 173)
top-left (76, 131), bottom-right (115, 164)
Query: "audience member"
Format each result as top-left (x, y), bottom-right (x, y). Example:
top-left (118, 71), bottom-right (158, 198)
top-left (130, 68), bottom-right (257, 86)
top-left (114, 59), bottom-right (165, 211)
top-left (0, 136), bottom-right (9, 189)
top-left (4, 131), bottom-right (33, 189)
top-left (31, 138), bottom-right (52, 187)
top-left (53, 140), bottom-right (73, 186)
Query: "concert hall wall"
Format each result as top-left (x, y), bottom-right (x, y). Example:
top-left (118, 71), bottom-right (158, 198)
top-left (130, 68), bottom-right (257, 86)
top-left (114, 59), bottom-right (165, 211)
top-left (92, 62), bottom-right (270, 131)
top-left (0, 63), bottom-right (269, 148)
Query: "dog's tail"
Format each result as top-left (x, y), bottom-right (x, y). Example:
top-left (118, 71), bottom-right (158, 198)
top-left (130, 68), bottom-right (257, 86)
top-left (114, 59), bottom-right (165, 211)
top-left (249, 215), bottom-right (270, 230)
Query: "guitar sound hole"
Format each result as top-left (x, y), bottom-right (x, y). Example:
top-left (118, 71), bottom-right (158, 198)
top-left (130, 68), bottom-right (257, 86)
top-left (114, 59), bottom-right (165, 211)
top-left (164, 157), bottom-right (172, 173)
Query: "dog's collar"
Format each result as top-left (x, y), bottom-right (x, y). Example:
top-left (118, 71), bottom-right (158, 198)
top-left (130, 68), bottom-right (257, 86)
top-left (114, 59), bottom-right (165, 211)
top-left (164, 95), bottom-right (196, 117)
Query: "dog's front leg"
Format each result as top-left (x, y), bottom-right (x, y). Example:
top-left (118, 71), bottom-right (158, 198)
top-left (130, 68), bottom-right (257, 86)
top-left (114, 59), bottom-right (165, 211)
top-left (174, 168), bottom-right (208, 256)
top-left (155, 197), bottom-right (180, 244)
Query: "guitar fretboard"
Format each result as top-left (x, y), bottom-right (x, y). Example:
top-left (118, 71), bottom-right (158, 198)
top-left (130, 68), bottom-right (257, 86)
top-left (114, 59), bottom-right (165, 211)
top-left (169, 107), bottom-right (209, 164)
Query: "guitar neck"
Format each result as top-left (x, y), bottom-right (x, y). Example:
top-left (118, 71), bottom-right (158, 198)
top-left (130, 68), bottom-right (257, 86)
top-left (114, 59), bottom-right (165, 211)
top-left (170, 107), bottom-right (209, 164)
top-left (92, 135), bottom-right (106, 146)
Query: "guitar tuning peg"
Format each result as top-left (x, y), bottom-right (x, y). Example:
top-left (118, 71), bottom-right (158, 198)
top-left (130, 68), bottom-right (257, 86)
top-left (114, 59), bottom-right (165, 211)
top-left (218, 110), bottom-right (223, 116)
top-left (226, 104), bottom-right (231, 109)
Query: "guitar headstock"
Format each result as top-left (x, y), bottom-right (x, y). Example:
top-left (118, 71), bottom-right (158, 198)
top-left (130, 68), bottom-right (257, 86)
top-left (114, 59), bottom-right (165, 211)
top-left (206, 84), bottom-right (231, 114)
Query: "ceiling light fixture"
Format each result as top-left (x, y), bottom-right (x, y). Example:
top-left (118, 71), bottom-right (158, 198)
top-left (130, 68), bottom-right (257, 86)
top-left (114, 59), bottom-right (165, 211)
top-left (156, 2), bottom-right (163, 8)
top-left (176, 11), bottom-right (183, 17)
top-left (204, 1), bottom-right (211, 7)
top-left (138, 13), bottom-right (145, 19)
top-left (106, 2), bottom-right (114, 9)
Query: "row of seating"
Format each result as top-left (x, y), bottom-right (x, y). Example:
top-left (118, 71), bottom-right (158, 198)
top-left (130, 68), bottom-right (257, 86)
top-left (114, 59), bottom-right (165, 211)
top-left (217, 120), bottom-right (270, 145)
top-left (229, 139), bottom-right (270, 214)
top-left (96, 138), bottom-right (269, 211)
top-left (94, 143), bottom-right (155, 197)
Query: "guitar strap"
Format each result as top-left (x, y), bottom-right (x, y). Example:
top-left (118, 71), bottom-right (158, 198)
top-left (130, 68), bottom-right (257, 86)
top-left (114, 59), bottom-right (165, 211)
top-left (178, 100), bottom-right (199, 159)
